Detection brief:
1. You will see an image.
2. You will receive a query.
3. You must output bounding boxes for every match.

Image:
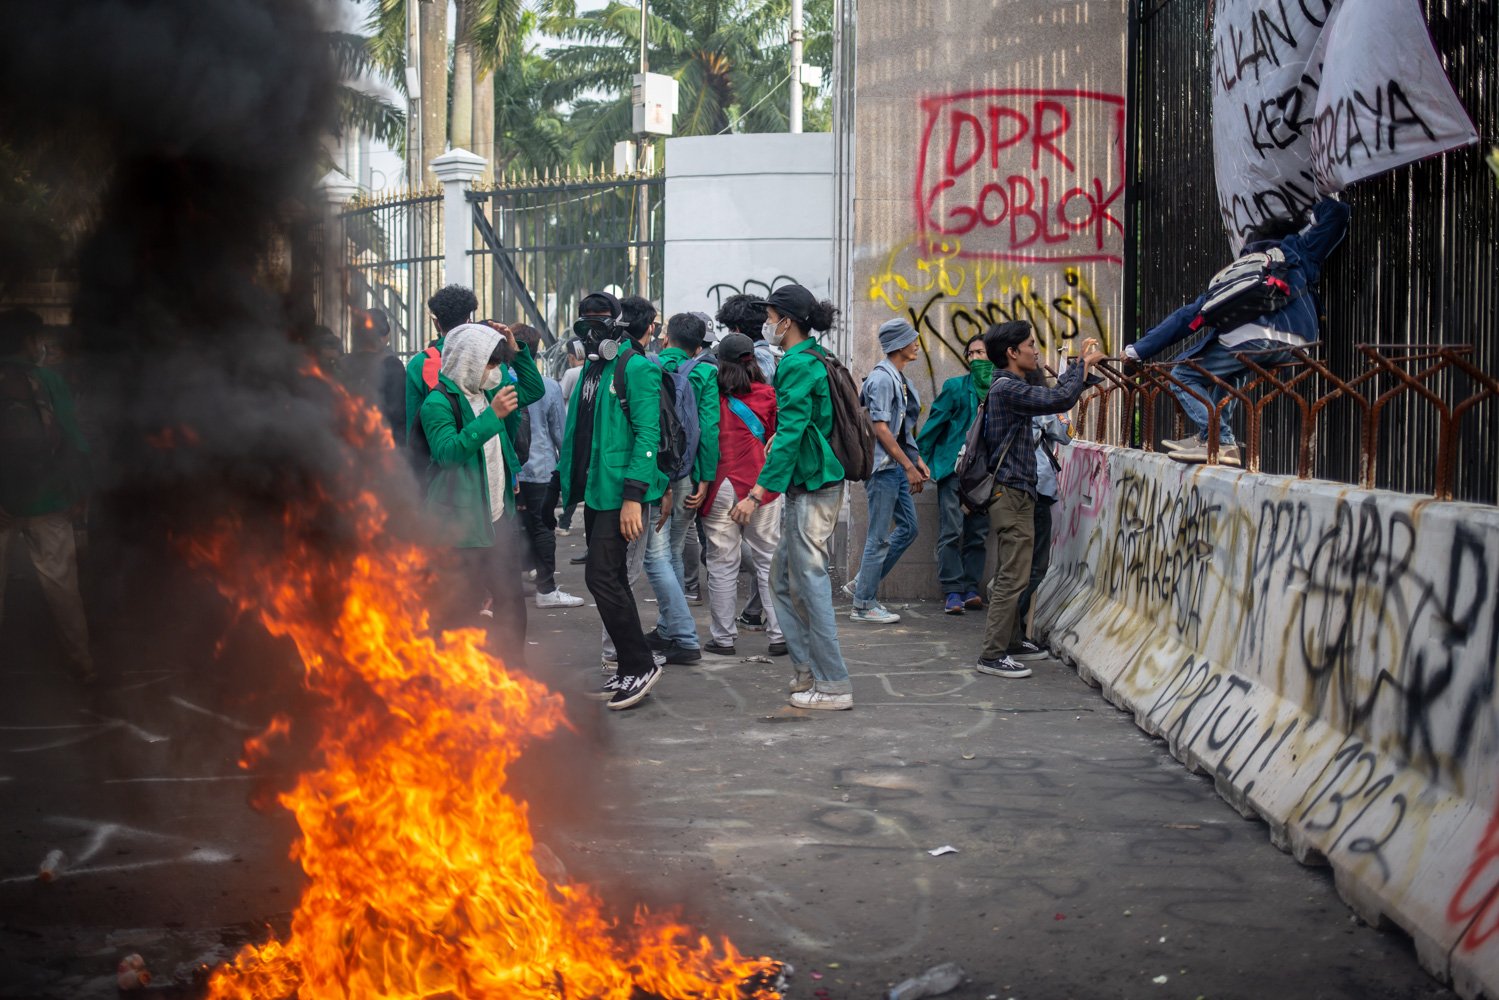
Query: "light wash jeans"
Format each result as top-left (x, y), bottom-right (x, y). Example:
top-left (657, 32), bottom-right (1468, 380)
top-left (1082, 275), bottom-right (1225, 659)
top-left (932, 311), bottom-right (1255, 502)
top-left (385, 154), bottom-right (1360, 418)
top-left (647, 500), bottom-right (700, 648)
top-left (771, 483), bottom-right (851, 693)
top-left (851, 467), bottom-right (919, 609)
top-left (1172, 338), bottom-right (1292, 445)
top-left (701, 482), bottom-right (783, 645)
top-left (666, 475), bottom-right (698, 590)
top-left (935, 473), bottom-right (988, 595)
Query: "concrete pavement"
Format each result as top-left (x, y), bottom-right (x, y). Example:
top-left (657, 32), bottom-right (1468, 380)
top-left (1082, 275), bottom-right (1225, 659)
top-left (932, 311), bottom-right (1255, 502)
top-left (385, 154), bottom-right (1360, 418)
top-left (0, 533), bottom-right (1456, 999)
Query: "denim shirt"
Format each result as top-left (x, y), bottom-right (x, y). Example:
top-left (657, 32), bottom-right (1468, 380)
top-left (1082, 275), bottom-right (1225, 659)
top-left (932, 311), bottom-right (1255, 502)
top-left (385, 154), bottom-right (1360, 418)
top-left (862, 358), bottom-right (921, 474)
top-left (1032, 414), bottom-right (1070, 501)
top-left (519, 376), bottom-right (565, 483)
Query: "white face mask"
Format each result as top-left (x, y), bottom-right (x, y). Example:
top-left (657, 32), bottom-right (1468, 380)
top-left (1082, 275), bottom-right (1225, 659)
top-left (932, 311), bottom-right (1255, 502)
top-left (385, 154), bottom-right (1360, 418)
top-left (482, 365), bottom-right (504, 391)
top-left (764, 319), bottom-right (786, 346)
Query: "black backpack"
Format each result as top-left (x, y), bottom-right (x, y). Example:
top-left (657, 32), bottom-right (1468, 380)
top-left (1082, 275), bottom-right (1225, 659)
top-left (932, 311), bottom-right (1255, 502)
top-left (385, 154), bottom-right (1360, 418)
top-left (953, 397), bottom-right (1021, 514)
top-left (0, 362), bottom-right (63, 485)
top-left (1191, 247), bottom-right (1293, 335)
top-left (807, 344), bottom-right (877, 482)
top-left (613, 347), bottom-right (689, 479)
top-left (408, 383), bottom-right (464, 479)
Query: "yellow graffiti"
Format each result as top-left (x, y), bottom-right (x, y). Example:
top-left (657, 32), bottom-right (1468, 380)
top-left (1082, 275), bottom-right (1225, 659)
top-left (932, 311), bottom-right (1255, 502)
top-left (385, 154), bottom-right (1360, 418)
top-left (868, 238), bottom-right (1112, 354)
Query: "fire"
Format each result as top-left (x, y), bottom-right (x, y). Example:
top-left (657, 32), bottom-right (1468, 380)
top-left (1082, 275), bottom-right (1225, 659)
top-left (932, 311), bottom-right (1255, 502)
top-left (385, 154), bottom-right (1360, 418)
top-left (191, 390), bottom-right (778, 999)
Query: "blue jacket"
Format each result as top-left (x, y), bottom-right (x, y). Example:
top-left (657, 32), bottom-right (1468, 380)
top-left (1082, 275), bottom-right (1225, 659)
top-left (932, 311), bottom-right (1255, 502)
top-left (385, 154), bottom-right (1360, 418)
top-left (1132, 198), bottom-right (1351, 360)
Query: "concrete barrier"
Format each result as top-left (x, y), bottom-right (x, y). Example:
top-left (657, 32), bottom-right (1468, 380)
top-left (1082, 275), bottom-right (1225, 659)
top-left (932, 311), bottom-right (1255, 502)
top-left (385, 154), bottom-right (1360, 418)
top-left (1033, 441), bottom-right (1499, 998)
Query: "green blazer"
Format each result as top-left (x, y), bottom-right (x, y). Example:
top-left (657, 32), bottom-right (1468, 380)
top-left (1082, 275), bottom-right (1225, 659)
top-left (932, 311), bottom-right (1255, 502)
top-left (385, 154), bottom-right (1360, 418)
top-left (558, 347), bottom-right (669, 511)
top-left (917, 373), bottom-right (981, 483)
top-left (419, 345), bottom-right (544, 547)
top-left (755, 336), bottom-right (844, 494)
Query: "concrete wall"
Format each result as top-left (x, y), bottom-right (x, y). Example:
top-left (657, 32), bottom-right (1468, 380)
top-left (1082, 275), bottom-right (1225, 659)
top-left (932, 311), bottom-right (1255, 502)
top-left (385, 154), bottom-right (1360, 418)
top-left (845, 0), bottom-right (1128, 598)
top-left (1034, 441), bottom-right (1499, 999)
top-left (662, 133), bottom-right (835, 325)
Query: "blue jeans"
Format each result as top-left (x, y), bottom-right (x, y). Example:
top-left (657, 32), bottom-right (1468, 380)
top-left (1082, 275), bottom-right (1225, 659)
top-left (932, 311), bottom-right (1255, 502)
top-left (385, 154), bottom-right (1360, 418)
top-left (935, 474), bottom-right (988, 594)
top-left (771, 484), bottom-right (851, 693)
top-left (1171, 338), bottom-right (1292, 445)
top-left (666, 476), bottom-right (696, 588)
top-left (851, 467), bottom-right (918, 609)
top-left (647, 502), bottom-right (699, 648)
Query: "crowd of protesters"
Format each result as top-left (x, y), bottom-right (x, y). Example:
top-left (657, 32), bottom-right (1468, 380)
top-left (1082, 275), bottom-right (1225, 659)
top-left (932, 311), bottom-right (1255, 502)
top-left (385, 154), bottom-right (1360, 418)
top-left (4, 199), bottom-right (1343, 710)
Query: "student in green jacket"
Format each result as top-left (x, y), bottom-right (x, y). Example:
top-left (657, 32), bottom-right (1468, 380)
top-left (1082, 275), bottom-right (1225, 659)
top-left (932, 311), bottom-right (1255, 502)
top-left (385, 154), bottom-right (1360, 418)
top-left (661, 311), bottom-right (719, 598)
top-left (405, 284), bottom-right (478, 445)
top-left (729, 284), bottom-right (852, 711)
top-left (420, 321), bottom-right (543, 664)
top-left (916, 335), bottom-right (994, 615)
top-left (558, 292), bottom-right (671, 710)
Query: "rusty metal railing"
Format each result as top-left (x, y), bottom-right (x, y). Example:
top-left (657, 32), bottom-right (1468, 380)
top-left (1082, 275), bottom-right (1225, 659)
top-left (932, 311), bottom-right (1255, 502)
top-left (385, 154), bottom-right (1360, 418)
top-left (1066, 345), bottom-right (1499, 503)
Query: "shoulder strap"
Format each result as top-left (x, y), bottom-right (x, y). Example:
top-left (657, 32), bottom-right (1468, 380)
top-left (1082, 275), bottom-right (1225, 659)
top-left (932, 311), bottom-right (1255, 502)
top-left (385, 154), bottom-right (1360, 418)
top-left (422, 345), bottom-right (442, 390)
top-left (727, 396), bottom-right (766, 442)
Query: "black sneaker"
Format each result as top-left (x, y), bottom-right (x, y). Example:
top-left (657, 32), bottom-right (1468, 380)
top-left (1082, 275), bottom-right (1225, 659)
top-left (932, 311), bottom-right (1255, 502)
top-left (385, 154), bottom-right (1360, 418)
top-left (588, 673), bottom-right (625, 700)
top-left (704, 641), bottom-right (738, 656)
top-left (1007, 638), bottom-right (1049, 662)
top-left (608, 664), bottom-right (664, 710)
top-left (684, 588), bottom-right (702, 605)
top-left (736, 610), bottom-right (766, 632)
top-left (767, 641), bottom-right (788, 657)
top-left (569, 553), bottom-right (588, 564)
top-left (643, 629), bottom-right (671, 652)
top-left (975, 655), bottom-right (1032, 679)
top-left (662, 641), bottom-right (702, 664)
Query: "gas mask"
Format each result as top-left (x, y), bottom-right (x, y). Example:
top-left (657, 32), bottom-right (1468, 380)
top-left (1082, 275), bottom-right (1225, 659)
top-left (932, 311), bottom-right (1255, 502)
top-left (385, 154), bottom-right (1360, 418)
top-left (572, 316), bottom-right (622, 361)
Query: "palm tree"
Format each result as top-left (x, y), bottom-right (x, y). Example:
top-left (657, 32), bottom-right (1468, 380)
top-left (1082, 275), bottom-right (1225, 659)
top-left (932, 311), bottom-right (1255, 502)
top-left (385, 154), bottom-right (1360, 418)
top-left (327, 31), bottom-right (407, 155)
top-left (542, 0), bottom-right (832, 166)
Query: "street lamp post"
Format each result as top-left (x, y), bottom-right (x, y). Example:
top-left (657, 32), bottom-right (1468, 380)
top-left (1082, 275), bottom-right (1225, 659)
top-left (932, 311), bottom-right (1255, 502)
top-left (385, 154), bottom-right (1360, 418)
top-left (636, 1), bottom-right (651, 299)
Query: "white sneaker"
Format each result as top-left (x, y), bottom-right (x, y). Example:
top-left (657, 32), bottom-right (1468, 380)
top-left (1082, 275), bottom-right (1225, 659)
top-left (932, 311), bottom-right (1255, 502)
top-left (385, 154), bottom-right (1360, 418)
top-left (524, 569), bottom-right (538, 582)
top-left (536, 589), bottom-right (586, 608)
top-left (850, 604), bottom-right (901, 625)
top-left (789, 689), bottom-right (853, 711)
top-left (788, 669), bottom-right (814, 693)
top-left (1160, 434), bottom-right (1201, 452)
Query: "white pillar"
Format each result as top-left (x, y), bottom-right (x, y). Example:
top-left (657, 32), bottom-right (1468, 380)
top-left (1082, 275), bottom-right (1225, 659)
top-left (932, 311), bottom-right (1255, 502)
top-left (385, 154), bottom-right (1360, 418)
top-left (789, 0), bottom-right (804, 134)
top-left (430, 147), bottom-right (488, 289)
top-left (316, 169), bottom-right (360, 345)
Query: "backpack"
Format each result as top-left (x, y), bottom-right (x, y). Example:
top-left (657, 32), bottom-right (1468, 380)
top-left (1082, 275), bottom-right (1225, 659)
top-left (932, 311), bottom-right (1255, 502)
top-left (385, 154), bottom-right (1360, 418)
top-left (1191, 247), bottom-right (1293, 336)
top-left (807, 344), bottom-right (877, 482)
top-left (614, 348), bottom-right (696, 481)
top-left (953, 397), bottom-right (1022, 514)
top-left (408, 382), bottom-right (464, 480)
top-left (0, 362), bottom-right (63, 485)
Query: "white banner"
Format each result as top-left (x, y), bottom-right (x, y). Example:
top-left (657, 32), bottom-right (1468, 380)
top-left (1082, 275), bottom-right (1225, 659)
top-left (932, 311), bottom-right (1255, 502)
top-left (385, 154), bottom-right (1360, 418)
top-left (1212, 0), bottom-right (1476, 249)
top-left (1309, 0), bottom-right (1479, 193)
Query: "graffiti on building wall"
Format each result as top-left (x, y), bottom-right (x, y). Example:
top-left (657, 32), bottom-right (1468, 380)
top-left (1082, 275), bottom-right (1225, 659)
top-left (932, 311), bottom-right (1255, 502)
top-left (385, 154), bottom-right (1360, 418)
top-left (866, 238), bottom-right (1112, 395)
top-left (703, 274), bottom-right (803, 311)
top-left (914, 88), bottom-right (1127, 264)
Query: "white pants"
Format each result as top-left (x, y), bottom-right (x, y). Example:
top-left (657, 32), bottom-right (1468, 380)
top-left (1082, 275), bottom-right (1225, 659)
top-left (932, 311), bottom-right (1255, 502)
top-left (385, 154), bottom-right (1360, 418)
top-left (0, 512), bottom-right (92, 673)
top-left (701, 482), bottom-right (782, 645)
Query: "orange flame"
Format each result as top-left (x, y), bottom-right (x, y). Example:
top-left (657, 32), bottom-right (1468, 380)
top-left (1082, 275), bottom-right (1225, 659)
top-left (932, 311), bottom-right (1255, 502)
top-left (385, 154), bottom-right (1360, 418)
top-left (192, 391), bottom-right (779, 999)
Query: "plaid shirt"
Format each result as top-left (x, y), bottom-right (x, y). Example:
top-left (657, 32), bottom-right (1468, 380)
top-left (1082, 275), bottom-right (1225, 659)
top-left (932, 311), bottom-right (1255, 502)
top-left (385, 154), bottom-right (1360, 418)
top-left (983, 365), bottom-right (1091, 499)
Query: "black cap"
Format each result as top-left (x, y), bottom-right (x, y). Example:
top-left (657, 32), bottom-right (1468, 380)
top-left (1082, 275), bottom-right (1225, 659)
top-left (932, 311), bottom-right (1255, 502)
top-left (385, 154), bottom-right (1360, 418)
top-left (578, 290), bottom-right (621, 318)
top-left (716, 332), bottom-right (757, 364)
top-left (752, 284), bottom-right (817, 327)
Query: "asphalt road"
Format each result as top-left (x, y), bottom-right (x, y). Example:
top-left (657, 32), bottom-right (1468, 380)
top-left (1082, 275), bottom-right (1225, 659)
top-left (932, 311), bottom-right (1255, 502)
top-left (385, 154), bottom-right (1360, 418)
top-left (0, 531), bottom-right (1456, 999)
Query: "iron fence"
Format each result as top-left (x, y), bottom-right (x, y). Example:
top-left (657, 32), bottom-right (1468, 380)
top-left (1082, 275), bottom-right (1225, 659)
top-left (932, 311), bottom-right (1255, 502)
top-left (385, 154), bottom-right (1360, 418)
top-left (1125, 0), bottom-right (1499, 504)
top-left (468, 171), bottom-right (664, 347)
top-left (338, 188), bottom-right (443, 357)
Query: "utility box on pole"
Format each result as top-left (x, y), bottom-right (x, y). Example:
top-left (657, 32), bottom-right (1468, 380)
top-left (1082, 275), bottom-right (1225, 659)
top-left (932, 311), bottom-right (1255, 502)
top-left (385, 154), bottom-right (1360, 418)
top-left (631, 73), bottom-right (679, 136)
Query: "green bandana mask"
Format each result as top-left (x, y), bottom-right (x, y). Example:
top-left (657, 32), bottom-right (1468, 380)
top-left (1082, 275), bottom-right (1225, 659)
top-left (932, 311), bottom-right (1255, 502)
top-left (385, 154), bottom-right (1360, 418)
top-left (969, 358), bottom-right (995, 393)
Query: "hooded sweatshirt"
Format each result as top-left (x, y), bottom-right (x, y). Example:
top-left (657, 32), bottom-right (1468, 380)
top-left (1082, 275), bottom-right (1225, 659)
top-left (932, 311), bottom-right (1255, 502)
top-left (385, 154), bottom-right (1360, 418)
top-left (440, 324), bottom-right (507, 521)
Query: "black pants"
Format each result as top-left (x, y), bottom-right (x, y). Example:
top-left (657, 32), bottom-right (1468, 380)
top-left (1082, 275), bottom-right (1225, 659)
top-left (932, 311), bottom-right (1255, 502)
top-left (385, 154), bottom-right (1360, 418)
top-left (584, 505), bottom-right (654, 678)
top-left (1015, 497), bottom-right (1054, 632)
top-left (442, 519), bottom-right (527, 667)
top-left (517, 473), bottom-right (560, 593)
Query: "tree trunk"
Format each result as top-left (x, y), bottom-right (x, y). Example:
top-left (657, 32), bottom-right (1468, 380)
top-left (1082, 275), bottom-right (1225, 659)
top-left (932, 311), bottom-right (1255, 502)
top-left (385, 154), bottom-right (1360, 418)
top-left (451, 0), bottom-right (474, 153)
top-left (472, 66), bottom-right (494, 183)
top-left (418, 0), bottom-right (448, 184)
